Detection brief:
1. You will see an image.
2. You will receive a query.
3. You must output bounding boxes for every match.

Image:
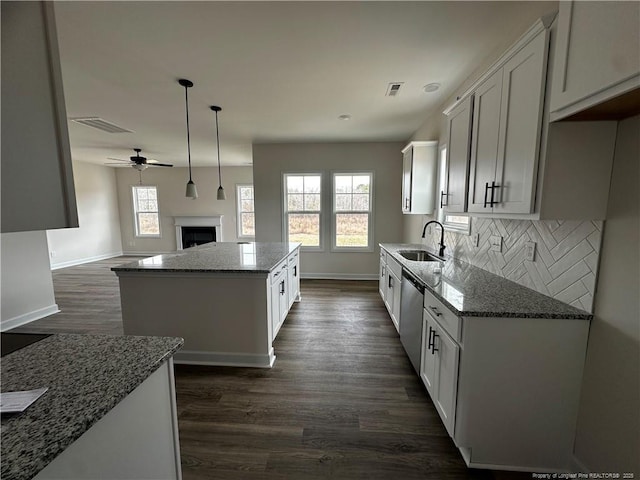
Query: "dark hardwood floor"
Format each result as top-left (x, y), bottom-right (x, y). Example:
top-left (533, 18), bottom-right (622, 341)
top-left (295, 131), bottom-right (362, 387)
top-left (12, 257), bottom-right (528, 480)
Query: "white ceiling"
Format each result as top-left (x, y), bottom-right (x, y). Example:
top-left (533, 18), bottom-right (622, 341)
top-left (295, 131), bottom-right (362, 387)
top-left (54, 1), bottom-right (557, 168)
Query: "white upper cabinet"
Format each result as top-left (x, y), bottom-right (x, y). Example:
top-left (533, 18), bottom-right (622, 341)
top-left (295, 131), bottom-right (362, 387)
top-left (443, 13), bottom-right (619, 220)
top-left (401, 141), bottom-right (438, 215)
top-left (549, 0), bottom-right (640, 121)
top-left (443, 96), bottom-right (473, 214)
top-left (1, 2), bottom-right (78, 233)
top-left (464, 26), bottom-right (549, 215)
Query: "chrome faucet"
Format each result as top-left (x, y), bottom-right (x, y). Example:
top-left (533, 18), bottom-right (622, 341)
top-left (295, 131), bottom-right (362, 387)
top-left (422, 220), bottom-right (446, 257)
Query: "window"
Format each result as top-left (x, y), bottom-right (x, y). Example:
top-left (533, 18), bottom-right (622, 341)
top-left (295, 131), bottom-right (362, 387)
top-left (284, 174), bottom-right (322, 248)
top-left (438, 146), bottom-right (471, 234)
top-left (236, 184), bottom-right (255, 238)
top-left (132, 186), bottom-right (160, 237)
top-left (333, 173), bottom-right (373, 250)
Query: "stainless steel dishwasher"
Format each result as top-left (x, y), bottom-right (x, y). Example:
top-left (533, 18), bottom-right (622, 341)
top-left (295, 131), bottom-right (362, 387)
top-left (400, 269), bottom-right (424, 374)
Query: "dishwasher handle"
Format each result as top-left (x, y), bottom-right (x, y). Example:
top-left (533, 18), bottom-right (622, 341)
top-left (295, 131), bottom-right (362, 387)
top-left (402, 269), bottom-right (424, 294)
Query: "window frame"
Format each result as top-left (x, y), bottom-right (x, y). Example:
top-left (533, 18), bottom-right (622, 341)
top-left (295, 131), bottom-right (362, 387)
top-left (282, 173), bottom-right (323, 251)
top-left (235, 183), bottom-right (255, 240)
top-left (131, 185), bottom-right (161, 238)
top-left (438, 144), bottom-right (471, 235)
top-left (331, 171), bottom-right (374, 253)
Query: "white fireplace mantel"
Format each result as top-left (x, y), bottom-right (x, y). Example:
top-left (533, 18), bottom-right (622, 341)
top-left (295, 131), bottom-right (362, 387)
top-left (174, 216), bottom-right (223, 250)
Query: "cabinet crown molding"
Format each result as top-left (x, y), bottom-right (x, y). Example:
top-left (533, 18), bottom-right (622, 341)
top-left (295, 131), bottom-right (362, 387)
top-left (401, 140), bottom-right (438, 153)
top-left (443, 12), bottom-right (557, 116)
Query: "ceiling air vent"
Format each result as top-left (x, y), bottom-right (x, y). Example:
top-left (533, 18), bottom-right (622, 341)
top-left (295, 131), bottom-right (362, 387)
top-left (386, 82), bottom-right (404, 97)
top-left (70, 117), bottom-right (134, 134)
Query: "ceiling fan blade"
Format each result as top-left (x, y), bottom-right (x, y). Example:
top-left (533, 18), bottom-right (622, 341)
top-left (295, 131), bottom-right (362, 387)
top-left (105, 162), bottom-right (132, 165)
top-left (106, 157), bottom-right (131, 162)
top-left (148, 162), bottom-right (173, 167)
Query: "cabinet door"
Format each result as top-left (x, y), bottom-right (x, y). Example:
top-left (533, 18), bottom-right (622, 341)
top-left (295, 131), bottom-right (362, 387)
top-left (289, 253), bottom-right (300, 305)
top-left (433, 322), bottom-right (460, 438)
top-left (420, 314), bottom-right (437, 394)
top-left (444, 96), bottom-right (473, 213)
top-left (402, 148), bottom-right (413, 213)
top-left (550, 1), bottom-right (640, 121)
top-left (379, 257), bottom-right (387, 300)
top-left (270, 278), bottom-right (281, 339)
top-left (278, 277), bottom-right (288, 326)
top-left (494, 29), bottom-right (548, 214)
top-left (467, 70), bottom-right (503, 213)
top-left (391, 272), bottom-right (401, 333)
top-left (384, 272), bottom-right (394, 316)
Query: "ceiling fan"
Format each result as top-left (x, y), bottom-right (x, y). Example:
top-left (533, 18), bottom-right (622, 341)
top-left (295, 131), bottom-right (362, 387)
top-left (106, 148), bottom-right (173, 171)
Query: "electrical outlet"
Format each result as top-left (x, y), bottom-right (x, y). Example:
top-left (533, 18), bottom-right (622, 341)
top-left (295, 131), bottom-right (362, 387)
top-left (490, 235), bottom-right (502, 253)
top-left (472, 233), bottom-right (480, 247)
top-left (525, 241), bottom-right (537, 262)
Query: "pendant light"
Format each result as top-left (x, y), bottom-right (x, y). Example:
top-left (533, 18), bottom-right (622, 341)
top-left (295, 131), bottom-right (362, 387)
top-left (210, 105), bottom-right (226, 200)
top-left (179, 79), bottom-right (198, 199)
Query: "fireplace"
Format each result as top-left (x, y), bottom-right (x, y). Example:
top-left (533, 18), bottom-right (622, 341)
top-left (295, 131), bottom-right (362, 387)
top-left (174, 216), bottom-right (223, 250)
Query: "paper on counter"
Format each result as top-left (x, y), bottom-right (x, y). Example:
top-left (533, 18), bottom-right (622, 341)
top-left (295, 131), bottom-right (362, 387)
top-left (0, 387), bottom-right (48, 413)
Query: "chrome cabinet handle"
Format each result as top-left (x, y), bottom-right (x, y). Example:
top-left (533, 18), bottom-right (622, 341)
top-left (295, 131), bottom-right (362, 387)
top-left (429, 306), bottom-right (442, 317)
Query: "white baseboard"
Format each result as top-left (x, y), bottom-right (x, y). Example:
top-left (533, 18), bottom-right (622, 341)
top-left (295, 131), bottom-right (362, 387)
top-left (122, 251), bottom-right (173, 256)
top-left (1, 304), bottom-right (59, 332)
top-left (50, 251), bottom-right (123, 270)
top-left (301, 273), bottom-right (378, 281)
top-left (174, 348), bottom-right (276, 368)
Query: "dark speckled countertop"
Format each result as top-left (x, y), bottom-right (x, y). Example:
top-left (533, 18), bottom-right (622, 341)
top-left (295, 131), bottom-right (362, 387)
top-left (112, 241), bottom-right (301, 274)
top-left (1, 334), bottom-right (183, 480)
top-left (380, 243), bottom-right (591, 320)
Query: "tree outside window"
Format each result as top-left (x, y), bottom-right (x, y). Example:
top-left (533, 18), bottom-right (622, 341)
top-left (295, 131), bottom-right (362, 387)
top-left (132, 186), bottom-right (160, 237)
top-left (284, 174), bottom-right (322, 248)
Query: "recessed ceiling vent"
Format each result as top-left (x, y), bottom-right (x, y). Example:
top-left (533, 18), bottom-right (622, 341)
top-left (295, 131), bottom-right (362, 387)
top-left (386, 82), bottom-right (404, 97)
top-left (70, 117), bottom-right (134, 134)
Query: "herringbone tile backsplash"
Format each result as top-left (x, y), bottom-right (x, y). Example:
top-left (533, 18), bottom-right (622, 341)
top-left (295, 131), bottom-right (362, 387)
top-left (424, 218), bottom-right (603, 313)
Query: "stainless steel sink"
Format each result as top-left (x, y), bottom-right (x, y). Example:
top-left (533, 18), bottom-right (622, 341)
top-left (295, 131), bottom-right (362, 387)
top-left (398, 250), bottom-right (442, 262)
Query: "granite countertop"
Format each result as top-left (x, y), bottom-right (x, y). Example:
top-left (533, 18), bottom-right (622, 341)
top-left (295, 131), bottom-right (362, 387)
top-left (1, 334), bottom-right (183, 480)
top-left (112, 241), bottom-right (301, 274)
top-left (380, 243), bottom-right (592, 320)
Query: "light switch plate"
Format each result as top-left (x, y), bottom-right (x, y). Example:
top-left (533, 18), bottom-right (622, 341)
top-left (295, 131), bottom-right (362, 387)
top-left (490, 235), bottom-right (502, 253)
top-left (525, 241), bottom-right (537, 261)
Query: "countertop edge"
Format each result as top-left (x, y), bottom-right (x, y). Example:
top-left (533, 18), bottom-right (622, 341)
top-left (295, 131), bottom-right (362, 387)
top-left (380, 243), bottom-right (593, 320)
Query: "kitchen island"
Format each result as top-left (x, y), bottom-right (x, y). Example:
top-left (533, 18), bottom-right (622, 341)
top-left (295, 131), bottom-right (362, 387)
top-left (113, 242), bottom-right (301, 368)
top-left (1, 333), bottom-right (183, 480)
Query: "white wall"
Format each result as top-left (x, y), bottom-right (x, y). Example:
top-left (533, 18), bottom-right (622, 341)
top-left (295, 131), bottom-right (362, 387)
top-left (115, 166), bottom-right (253, 253)
top-left (1, 231), bottom-right (58, 331)
top-left (46, 161), bottom-right (123, 269)
top-left (573, 115), bottom-right (639, 473)
top-left (253, 142), bottom-right (404, 278)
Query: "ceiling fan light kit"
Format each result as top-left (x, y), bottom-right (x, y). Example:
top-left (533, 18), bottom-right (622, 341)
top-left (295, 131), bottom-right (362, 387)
top-left (179, 78), bottom-right (198, 199)
top-left (211, 105), bottom-right (226, 201)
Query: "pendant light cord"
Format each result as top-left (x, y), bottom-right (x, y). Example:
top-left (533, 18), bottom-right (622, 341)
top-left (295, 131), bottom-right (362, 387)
top-left (215, 109), bottom-right (222, 187)
top-left (184, 85), bottom-right (193, 182)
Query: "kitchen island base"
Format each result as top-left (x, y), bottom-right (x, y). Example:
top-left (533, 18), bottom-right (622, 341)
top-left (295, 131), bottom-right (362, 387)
top-left (34, 360), bottom-right (182, 480)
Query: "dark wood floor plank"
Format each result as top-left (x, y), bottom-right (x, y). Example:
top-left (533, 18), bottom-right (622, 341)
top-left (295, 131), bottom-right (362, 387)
top-left (12, 257), bottom-right (530, 479)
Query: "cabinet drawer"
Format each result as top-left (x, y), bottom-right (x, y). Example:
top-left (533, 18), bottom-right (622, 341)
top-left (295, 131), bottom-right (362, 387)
top-left (386, 255), bottom-right (402, 279)
top-left (270, 259), bottom-right (288, 285)
top-left (380, 249), bottom-right (387, 264)
top-left (424, 289), bottom-right (461, 342)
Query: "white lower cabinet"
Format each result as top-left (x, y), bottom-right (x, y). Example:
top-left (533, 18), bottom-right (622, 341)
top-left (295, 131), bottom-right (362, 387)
top-left (378, 251), bottom-right (387, 301)
top-left (384, 255), bottom-right (402, 333)
top-left (287, 249), bottom-right (300, 308)
top-left (270, 259), bottom-right (289, 340)
top-left (419, 289), bottom-right (590, 471)
top-left (420, 308), bottom-right (459, 438)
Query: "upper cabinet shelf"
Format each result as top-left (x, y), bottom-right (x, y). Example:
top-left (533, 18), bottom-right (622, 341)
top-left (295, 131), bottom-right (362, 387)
top-left (1, 2), bottom-right (78, 233)
top-left (549, 0), bottom-right (640, 122)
